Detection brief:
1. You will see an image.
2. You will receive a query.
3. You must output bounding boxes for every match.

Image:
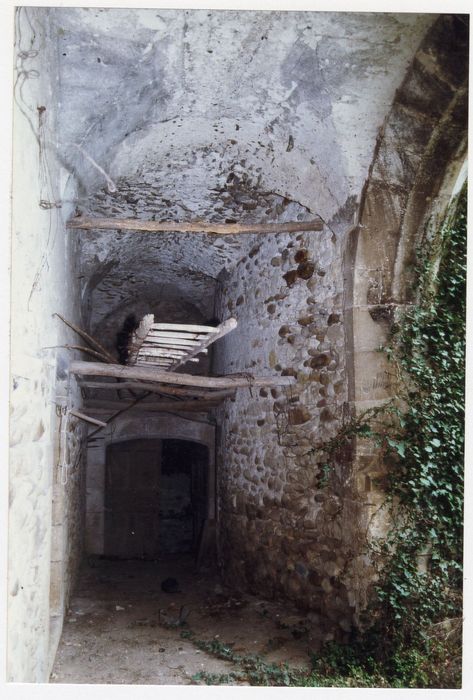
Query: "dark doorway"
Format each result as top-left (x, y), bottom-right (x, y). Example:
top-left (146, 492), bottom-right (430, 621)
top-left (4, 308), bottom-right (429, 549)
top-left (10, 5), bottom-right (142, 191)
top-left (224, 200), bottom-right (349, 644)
top-left (104, 438), bottom-right (208, 559)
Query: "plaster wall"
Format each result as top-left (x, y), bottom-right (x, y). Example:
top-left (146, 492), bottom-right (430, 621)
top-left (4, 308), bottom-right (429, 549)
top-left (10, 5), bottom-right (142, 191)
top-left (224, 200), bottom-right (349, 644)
top-left (9, 7), bottom-right (86, 682)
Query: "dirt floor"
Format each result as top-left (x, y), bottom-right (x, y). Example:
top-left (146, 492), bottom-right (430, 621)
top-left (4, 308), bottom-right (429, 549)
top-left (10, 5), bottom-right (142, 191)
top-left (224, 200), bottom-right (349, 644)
top-left (50, 555), bottom-right (323, 685)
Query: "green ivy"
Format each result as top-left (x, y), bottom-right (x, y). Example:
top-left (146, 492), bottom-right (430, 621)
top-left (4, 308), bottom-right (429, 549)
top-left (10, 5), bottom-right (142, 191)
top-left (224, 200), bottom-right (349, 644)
top-left (302, 182), bottom-right (466, 688)
top-left (373, 182), bottom-right (466, 654)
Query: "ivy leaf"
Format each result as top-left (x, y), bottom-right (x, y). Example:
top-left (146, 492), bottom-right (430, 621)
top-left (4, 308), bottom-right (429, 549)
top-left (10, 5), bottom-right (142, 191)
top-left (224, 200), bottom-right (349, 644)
top-left (386, 438), bottom-right (407, 458)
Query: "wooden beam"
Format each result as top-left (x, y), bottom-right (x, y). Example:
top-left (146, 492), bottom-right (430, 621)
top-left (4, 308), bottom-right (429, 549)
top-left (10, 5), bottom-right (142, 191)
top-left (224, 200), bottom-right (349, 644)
top-left (69, 409), bottom-right (107, 427)
top-left (70, 360), bottom-right (296, 388)
top-left (84, 399), bottom-right (223, 413)
top-left (171, 318), bottom-right (237, 370)
top-left (67, 215), bottom-right (324, 235)
top-left (77, 380), bottom-right (236, 399)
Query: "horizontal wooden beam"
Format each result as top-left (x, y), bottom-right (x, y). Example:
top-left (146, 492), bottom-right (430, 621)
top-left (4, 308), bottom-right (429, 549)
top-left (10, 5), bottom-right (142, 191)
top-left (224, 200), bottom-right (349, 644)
top-left (78, 379), bottom-right (236, 399)
top-left (84, 399), bottom-right (222, 413)
top-left (70, 360), bottom-right (296, 388)
top-left (67, 215), bottom-right (324, 235)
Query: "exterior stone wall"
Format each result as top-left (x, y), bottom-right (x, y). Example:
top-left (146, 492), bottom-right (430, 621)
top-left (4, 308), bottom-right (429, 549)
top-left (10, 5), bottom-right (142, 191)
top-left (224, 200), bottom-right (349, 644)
top-left (9, 8), bottom-right (86, 682)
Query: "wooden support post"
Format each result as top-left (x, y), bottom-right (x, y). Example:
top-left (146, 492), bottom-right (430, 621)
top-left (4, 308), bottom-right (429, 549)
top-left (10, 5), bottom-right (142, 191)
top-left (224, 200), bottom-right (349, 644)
top-left (70, 360), bottom-right (297, 388)
top-left (67, 215), bottom-right (324, 235)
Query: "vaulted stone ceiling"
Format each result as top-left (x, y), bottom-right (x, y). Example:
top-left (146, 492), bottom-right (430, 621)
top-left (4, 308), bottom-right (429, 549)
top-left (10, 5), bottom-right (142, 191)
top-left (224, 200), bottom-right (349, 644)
top-left (53, 8), bottom-right (435, 343)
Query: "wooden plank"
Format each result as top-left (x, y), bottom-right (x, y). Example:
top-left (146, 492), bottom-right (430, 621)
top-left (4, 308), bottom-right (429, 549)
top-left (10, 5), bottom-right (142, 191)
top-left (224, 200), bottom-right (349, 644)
top-left (152, 323), bottom-right (219, 333)
top-left (135, 361), bottom-right (173, 367)
top-left (128, 314), bottom-right (155, 365)
top-left (140, 351), bottom-right (208, 360)
top-left (147, 330), bottom-right (209, 341)
top-left (171, 318), bottom-right (237, 371)
top-left (143, 339), bottom-right (202, 348)
top-left (67, 215), bottom-right (324, 235)
top-left (70, 360), bottom-right (297, 388)
top-left (146, 334), bottom-right (204, 341)
top-left (77, 380), bottom-right (236, 399)
top-left (138, 348), bottom-right (190, 357)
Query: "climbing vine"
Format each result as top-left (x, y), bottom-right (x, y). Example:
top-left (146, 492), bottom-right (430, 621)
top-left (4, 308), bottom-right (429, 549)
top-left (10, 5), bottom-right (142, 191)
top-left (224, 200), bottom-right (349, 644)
top-left (300, 182), bottom-right (467, 687)
top-left (370, 183), bottom-right (466, 655)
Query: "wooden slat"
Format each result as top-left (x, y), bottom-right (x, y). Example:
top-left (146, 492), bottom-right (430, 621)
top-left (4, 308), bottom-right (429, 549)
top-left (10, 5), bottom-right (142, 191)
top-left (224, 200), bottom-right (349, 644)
top-left (135, 360), bottom-right (173, 367)
top-left (138, 348), bottom-right (190, 358)
top-left (152, 323), bottom-right (219, 333)
top-left (170, 318), bottom-right (237, 371)
top-left (67, 215), bottom-right (325, 235)
top-left (143, 339), bottom-right (202, 348)
top-left (139, 347), bottom-right (207, 357)
top-left (146, 331), bottom-right (207, 345)
top-left (70, 361), bottom-right (297, 388)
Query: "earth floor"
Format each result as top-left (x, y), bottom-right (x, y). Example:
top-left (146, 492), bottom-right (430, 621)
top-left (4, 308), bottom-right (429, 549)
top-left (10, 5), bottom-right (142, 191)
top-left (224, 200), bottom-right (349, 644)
top-left (50, 555), bottom-right (322, 685)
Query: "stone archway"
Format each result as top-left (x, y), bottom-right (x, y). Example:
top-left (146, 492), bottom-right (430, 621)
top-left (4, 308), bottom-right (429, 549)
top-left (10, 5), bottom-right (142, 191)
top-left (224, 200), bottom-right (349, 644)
top-left (344, 14), bottom-right (468, 613)
top-left (85, 414), bottom-right (215, 556)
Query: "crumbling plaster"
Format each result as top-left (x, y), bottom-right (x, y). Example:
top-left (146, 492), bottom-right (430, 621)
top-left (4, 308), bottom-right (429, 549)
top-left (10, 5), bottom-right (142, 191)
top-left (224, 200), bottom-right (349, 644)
top-left (52, 8), bottom-right (434, 341)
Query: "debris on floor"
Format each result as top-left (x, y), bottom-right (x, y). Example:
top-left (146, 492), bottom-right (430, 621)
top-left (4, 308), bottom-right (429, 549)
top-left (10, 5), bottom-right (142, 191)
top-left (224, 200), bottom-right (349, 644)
top-left (50, 555), bottom-right (320, 685)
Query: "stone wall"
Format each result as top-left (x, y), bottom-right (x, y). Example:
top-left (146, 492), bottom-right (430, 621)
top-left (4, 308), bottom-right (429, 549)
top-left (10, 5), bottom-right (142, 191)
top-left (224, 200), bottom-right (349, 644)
top-left (213, 211), bottom-right (368, 641)
top-left (9, 7), bottom-right (86, 682)
top-left (212, 14), bottom-right (469, 642)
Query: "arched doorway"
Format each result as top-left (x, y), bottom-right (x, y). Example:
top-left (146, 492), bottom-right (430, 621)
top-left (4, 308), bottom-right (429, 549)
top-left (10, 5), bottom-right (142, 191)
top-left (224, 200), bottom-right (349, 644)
top-left (104, 438), bottom-right (208, 560)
